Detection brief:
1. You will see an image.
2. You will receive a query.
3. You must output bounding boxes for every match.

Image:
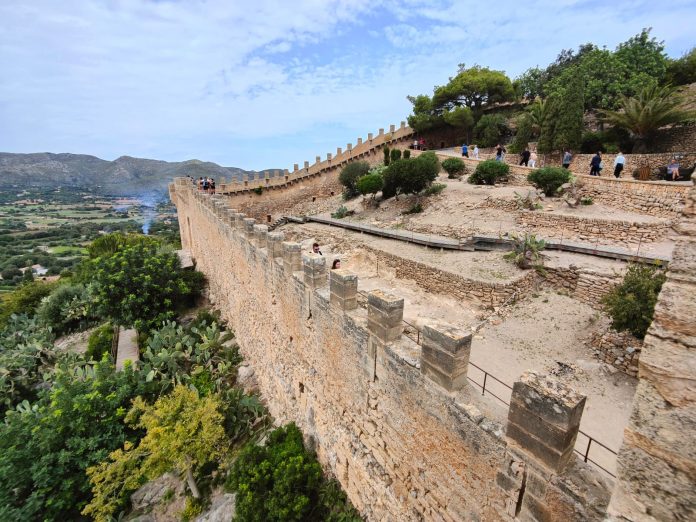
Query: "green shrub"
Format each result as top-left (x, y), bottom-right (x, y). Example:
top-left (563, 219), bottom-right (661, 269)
top-left (383, 146), bottom-right (390, 166)
top-left (441, 157), bottom-right (467, 178)
top-left (86, 323), bottom-right (114, 361)
top-left (390, 148), bottom-right (402, 162)
top-left (226, 423), bottom-right (360, 522)
top-left (403, 203), bottom-right (423, 214)
top-left (403, 149), bottom-right (411, 159)
top-left (0, 280), bottom-right (58, 330)
top-left (253, 186), bottom-right (263, 195)
top-left (422, 183), bottom-right (446, 196)
top-left (474, 114), bottom-right (509, 147)
top-left (468, 160), bottom-right (509, 185)
top-left (580, 131), bottom-right (605, 153)
top-left (527, 167), bottom-right (572, 196)
top-left (36, 284), bottom-right (95, 336)
top-left (601, 264), bottom-right (665, 339)
top-left (331, 206), bottom-right (349, 219)
top-left (356, 173), bottom-right (384, 199)
top-left (383, 153), bottom-right (440, 199)
top-left (580, 196), bottom-right (594, 205)
top-left (339, 161), bottom-right (371, 199)
top-left (504, 234), bottom-right (547, 269)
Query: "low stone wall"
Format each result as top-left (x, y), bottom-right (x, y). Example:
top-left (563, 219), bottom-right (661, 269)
top-left (590, 329), bottom-right (642, 377)
top-left (360, 244), bottom-right (536, 308)
top-left (516, 210), bottom-right (672, 246)
top-left (541, 264), bottom-right (624, 307)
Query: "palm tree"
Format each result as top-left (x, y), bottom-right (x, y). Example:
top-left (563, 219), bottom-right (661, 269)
top-left (526, 98), bottom-right (547, 138)
top-left (600, 84), bottom-right (695, 152)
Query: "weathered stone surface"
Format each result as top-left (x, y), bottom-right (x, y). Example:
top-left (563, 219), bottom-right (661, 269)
top-left (194, 492), bottom-right (236, 522)
top-left (131, 473), bottom-right (183, 512)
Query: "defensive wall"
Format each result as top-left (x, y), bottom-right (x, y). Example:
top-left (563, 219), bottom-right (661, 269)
top-left (171, 178), bottom-right (619, 521)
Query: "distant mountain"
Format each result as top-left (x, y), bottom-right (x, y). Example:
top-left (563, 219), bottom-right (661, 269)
top-left (0, 152), bottom-right (279, 194)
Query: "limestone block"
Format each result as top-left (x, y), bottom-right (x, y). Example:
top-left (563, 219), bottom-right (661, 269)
top-left (243, 218), bottom-right (256, 237)
top-left (367, 290), bottom-right (404, 343)
top-left (330, 269), bottom-right (358, 310)
top-left (253, 224), bottom-right (268, 247)
top-left (507, 371), bottom-right (586, 472)
top-left (282, 242), bottom-right (302, 273)
top-left (420, 324), bottom-right (472, 392)
top-left (268, 232), bottom-right (285, 259)
top-left (302, 253), bottom-right (327, 289)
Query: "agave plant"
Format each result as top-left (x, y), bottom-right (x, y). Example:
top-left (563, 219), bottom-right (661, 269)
top-left (504, 233), bottom-right (547, 269)
top-left (600, 84), bottom-right (695, 152)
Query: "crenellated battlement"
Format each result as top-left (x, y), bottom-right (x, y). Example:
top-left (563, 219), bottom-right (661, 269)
top-left (170, 177), bottom-right (616, 521)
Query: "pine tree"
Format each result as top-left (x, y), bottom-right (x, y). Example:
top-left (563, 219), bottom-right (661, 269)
top-left (553, 67), bottom-right (584, 151)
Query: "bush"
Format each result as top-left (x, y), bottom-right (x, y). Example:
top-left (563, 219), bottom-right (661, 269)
top-left (356, 173), bottom-right (383, 198)
top-left (227, 423), bottom-right (360, 522)
top-left (0, 280), bottom-right (58, 330)
top-left (441, 157), bottom-right (467, 178)
top-left (390, 148), bottom-right (402, 162)
top-left (468, 160), bottom-right (509, 185)
top-left (527, 167), bottom-right (572, 196)
top-left (383, 146), bottom-right (390, 166)
top-left (253, 186), bottom-right (263, 195)
top-left (580, 131), bottom-right (605, 153)
top-left (331, 206), bottom-right (349, 219)
top-left (86, 323), bottom-right (114, 361)
top-left (403, 203), bottom-right (423, 214)
top-left (383, 154), bottom-right (440, 199)
top-left (403, 149), bottom-right (411, 159)
top-left (338, 161), bottom-right (371, 199)
top-left (36, 284), bottom-right (95, 336)
top-left (601, 264), bottom-right (665, 339)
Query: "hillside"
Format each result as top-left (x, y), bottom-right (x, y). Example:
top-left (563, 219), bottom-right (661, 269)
top-left (0, 152), bottom-right (276, 195)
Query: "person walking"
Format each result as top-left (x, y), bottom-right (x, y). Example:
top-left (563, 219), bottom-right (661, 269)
top-left (613, 152), bottom-right (625, 178)
top-left (529, 149), bottom-right (537, 168)
top-left (520, 148), bottom-right (531, 167)
top-left (495, 144), bottom-right (504, 162)
top-left (562, 150), bottom-right (572, 169)
top-left (473, 145), bottom-right (479, 159)
top-left (461, 143), bottom-right (469, 158)
top-left (210, 178), bottom-right (216, 194)
top-left (590, 152), bottom-right (602, 176)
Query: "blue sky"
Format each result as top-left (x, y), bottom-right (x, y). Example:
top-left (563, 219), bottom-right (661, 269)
top-left (1, 0), bottom-right (694, 171)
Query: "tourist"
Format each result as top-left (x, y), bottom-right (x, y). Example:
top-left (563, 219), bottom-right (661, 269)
top-left (461, 143), bottom-right (469, 158)
top-left (562, 149), bottom-right (572, 169)
top-left (210, 178), bottom-right (216, 194)
top-left (495, 144), bottom-right (505, 162)
top-left (473, 145), bottom-right (479, 159)
top-left (667, 159), bottom-right (681, 181)
top-left (203, 177), bottom-right (209, 193)
top-left (613, 152), bottom-right (625, 178)
top-left (197, 177), bottom-right (204, 191)
top-left (529, 149), bottom-right (538, 168)
top-left (312, 242), bottom-right (323, 255)
top-left (419, 137), bottom-right (426, 150)
top-left (520, 148), bottom-right (531, 167)
top-left (413, 139), bottom-right (419, 150)
top-left (590, 152), bottom-right (602, 176)
top-left (331, 259), bottom-right (341, 269)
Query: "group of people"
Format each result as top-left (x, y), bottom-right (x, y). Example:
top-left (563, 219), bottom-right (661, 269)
top-left (518, 148), bottom-right (538, 168)
top-left (193, 176), bottom-right (216, 194)
top-left (411, 138), bottom-right (427, 150)
top-left (588, 151), bottom-right (626, 178)
top-left (312, 242), bottom-right (341, 269)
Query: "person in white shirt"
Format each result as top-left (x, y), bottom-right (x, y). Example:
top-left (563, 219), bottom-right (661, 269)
top-left (473, 145), bottom-right (479, 159)
top-left (529, 150), bottom-right (538, 168)
top-left (613, 152), bottom-right (626, 178)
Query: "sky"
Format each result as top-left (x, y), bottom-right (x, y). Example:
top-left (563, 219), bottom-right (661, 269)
top-left (1, 0), bottom-right (694, 171)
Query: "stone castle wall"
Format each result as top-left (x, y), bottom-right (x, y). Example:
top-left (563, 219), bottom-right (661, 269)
top-left (170, 179), bottom-right (614, 521)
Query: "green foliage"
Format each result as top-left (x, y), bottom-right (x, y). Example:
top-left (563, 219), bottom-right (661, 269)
top-left (390, 148), bottom-right (402, 162)
top-left (510, 113), bottom-right (533, 153)
top-left (473, 113), bottom-right (509, 147)
top-left (36, 283), bottom-right (95, 336)
top-left (614, 28), bottom-right (667, 95)
top-left (665, 47), bottom-right (696, 86)
top-left (468, 160), bottom-right (509, 185)
top-left (84, 386), bottom-right (230, 520)
top-left (0, 359), bottom-right (155, 521)
top-left (0, 314), bottom-right (56, 415)
top-left (403, 149), bottom-right (411, 159)
top-left (339, 161), bottom-right (371, 199)
top-left (356, 173), bottom-right (384, 199)
top-left (432, 65), bottom-right (515, 112)
top-left (181, 496), bottom-right (204, 521)
top-left (599, 84), bottom-right (695, 152)
top-left (538, 66), bottom-right (584, 152)
top-left (253, 186), bottom-right (263, 195)
top-left (86, 323), bottom-right (114, 361)
top-left (140, 321), bottom-right (239, 394)
top-left (331, 206), bottom-right (350, 219)
top-left (85, 240), bottom-right (203, 330)
top-left (441, 157), bottom-right (467, 178)
top-left (0, 280), bottom-right (57, 330)
top-left (602, 264), bottom-right (666, 339)
top-left (421, 183), bottom-right (447, 196)
top-left (382, 153), bottom-right (440, 199)
top-left (88, 232), bottom-right (159, 259)
top-left (442, 106), bottom-right (474, 134)
top-left (580, 196), bottom-right (594, 205)
top-left (527, 167), bottom-right (572, 197)
top-left (515, 67), bottom-right (545, 99)
top-left (1, 267), bottom-right (21, 280)
top-left (227, 423), bottom-right (359, 521)
top-left (504, 234), bottom-right (547, 269)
